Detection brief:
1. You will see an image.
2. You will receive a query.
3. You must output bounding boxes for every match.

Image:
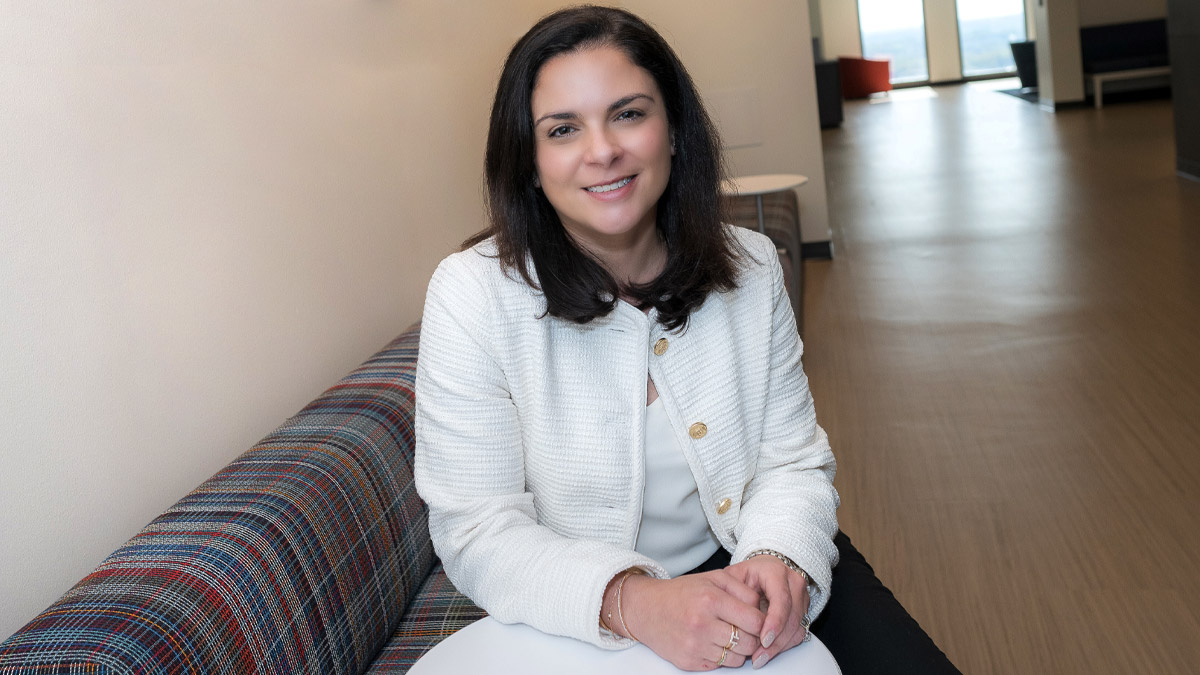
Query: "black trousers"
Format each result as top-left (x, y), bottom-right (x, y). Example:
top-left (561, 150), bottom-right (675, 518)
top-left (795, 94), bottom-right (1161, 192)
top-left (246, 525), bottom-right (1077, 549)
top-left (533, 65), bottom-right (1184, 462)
top-left (686, 531), bottom-right (960, 674)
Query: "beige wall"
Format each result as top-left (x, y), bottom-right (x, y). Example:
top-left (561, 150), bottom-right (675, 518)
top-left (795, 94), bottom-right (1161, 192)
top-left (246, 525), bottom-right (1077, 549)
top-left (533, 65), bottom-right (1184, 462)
top-left (1078, 0), bottom-right (1167, 27)
top-left (820, 0), bottom-right (864, 60)
top-left (924, 0), bottom-right (965, 82)
top-left (0, 1), bottom-right (546, 642)
top-left (1035, 0), bottom-right (1086, 105)
top-left (0, 1), bottom-right (827, 640)
top-left (810, 0), bottom-right (826, 54)
top-left (625, 0), bottom-right (831, 242)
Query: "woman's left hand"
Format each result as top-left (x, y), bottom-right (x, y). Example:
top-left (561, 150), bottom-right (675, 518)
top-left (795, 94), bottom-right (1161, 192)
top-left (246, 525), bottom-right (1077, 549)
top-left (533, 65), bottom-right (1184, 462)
top-left (723, 555), bottom-right (811, 669)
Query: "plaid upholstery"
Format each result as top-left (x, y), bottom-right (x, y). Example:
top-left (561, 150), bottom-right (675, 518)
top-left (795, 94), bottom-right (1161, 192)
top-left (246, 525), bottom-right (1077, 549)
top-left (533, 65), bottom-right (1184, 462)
top-left (0, 324), bottom-right (436, 674)
top-left (725, 189), bottom-right (805, 333)
top-left (363, 565), bottom-right (486, 674)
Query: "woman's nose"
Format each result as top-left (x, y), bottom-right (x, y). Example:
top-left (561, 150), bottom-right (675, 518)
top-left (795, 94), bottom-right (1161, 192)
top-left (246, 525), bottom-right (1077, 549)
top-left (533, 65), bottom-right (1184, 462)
top-left (584, 128), bottom-right (621, 165)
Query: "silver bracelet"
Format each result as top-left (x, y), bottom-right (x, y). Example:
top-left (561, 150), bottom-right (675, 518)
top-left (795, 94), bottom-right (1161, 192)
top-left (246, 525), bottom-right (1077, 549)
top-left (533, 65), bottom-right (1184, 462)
top-left (746, 548), bottom-right (809, 583)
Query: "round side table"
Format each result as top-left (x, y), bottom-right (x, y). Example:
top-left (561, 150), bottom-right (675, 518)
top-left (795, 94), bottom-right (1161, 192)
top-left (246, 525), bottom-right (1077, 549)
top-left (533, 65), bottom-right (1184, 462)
top-left (721, 173), bottom-right (808, 234)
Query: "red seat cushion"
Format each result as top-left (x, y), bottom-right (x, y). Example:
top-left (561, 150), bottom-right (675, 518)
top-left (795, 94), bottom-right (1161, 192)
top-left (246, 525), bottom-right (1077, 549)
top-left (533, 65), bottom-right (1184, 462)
top-left (838, 57), bottom-right (892, 99)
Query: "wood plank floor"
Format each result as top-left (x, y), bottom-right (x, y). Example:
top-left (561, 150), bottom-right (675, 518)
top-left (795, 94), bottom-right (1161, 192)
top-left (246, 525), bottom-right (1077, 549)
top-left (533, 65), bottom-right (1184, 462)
top-left (806, 81), bottom-right (1200, 674)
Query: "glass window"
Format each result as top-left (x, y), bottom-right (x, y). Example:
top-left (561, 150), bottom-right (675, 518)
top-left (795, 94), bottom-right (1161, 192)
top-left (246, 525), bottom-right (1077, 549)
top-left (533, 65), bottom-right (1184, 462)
top-left (956, 0), bottom-right (1027, 77)
top-left (858, 0), bottom-right (930, 84)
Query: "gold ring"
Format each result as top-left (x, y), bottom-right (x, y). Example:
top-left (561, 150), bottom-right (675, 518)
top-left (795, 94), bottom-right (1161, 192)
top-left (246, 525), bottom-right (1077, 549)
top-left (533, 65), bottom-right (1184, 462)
top-left (725, 624), bottom-right (740, 650)
top-left (716, 646), bottom-right (729, 667)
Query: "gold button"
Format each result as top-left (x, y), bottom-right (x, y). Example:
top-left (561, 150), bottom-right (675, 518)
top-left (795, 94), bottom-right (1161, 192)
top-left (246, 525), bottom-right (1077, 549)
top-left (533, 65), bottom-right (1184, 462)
top-left (688, 422), bottom-right (707, 439)
top-left (653, 338), bottom-right (669, 356)
top-left (716, 498), bottom-right (732, 514)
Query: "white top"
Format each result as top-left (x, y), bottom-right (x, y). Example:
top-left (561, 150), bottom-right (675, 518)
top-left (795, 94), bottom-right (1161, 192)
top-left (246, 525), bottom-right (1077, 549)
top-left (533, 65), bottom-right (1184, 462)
top-left (415, 226), bottom-right (839, 649)
top-left (721, 173), bottom-right (809, 197)
top-left (634, 397), bottom-right (721, 577)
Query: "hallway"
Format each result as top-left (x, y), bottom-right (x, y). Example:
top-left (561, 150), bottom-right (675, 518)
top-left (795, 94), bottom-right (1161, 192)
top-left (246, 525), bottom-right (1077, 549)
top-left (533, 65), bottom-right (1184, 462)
top-left (805, 81), bottom-right (1200, 673)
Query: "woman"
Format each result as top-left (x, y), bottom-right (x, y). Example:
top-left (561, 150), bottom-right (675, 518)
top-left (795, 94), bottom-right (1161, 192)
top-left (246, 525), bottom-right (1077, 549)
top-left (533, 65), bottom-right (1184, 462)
top-left (415, 6), bottom-right (838, 671)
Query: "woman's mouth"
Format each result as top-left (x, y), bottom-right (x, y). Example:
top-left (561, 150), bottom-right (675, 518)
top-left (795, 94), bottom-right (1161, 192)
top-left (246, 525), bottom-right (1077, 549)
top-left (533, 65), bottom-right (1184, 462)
top-left (584, 176), bottom-right (634, 193)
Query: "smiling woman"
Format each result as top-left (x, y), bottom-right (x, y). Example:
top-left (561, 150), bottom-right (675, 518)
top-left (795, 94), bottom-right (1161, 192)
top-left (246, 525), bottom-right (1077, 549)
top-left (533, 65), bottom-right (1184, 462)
top-left (415, 7), bottom-right (840, 672)
top-left (530, 46), bottom-right (673, 288)
top-left (413, 5), bottom-right (957, 674)
top-left (467, 5), bottom-right (742, 330)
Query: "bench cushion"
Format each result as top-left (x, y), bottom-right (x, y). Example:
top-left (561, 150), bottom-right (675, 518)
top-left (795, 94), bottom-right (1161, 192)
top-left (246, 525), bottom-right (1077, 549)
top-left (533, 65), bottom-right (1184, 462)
top-left (363, 565), bottom-right (487, 673)
top-left (1080, 18), bottom-right (1169, 73)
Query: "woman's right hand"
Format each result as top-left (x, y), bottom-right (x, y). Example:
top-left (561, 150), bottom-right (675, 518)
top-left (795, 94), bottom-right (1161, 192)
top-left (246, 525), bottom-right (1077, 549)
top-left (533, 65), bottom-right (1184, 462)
top-left (619, 570), bottom-right (768, 670)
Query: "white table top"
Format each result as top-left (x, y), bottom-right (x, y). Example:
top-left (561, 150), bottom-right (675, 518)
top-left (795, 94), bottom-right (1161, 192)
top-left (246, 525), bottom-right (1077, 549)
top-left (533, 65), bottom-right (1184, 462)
top-left (410, 617), bottom-right (841, 674)
top-left (721, 173), bottom-right (809, 197)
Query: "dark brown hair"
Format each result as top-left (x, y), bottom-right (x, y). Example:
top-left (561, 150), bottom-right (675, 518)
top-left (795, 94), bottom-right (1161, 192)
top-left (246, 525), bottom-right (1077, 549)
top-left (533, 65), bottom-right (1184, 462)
top-left (467, 5), bottom-right (745, 330)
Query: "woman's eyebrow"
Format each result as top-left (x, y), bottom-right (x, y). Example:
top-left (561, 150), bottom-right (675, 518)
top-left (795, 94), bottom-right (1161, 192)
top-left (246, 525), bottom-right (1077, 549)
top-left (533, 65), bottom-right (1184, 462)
top-left (608, 93), bottom-right (654, 111)
top-left (533, 92), bottom-right (656, 127)
top-left (533, 110), bottom-right (579, 127)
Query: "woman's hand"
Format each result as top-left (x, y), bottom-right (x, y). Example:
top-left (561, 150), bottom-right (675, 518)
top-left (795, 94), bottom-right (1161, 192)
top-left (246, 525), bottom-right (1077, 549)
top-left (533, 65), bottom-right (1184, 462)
top-left (617, 570), bottom-right (767, 670)
top-left (722, 555), bottom-right (812, 669)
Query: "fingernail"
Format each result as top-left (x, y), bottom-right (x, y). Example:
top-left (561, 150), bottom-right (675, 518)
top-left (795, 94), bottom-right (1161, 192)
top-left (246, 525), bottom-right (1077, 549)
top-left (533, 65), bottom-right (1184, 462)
top-left (762, 631), bottom-right (775, 648)
top-left (753, 653), bottom-right (770, 669)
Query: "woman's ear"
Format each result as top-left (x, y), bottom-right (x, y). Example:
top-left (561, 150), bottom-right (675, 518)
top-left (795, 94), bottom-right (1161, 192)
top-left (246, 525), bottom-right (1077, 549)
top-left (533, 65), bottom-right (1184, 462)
top-left (534, 174), bottom-right (542, 188)
top-left (670, 132), bottom-right (677, 156)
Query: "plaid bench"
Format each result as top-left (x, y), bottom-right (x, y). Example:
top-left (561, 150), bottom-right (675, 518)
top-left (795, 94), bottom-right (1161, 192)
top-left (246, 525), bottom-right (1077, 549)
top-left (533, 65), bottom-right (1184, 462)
top-left (0, 324), bottom-right (485, 674)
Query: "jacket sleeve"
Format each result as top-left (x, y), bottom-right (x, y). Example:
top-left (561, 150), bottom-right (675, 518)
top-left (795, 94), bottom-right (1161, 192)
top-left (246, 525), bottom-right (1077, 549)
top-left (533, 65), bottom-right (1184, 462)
top-left (729, 235), bottom-right (840, 625)
top-left (414, 253), bottom-right (668, 649)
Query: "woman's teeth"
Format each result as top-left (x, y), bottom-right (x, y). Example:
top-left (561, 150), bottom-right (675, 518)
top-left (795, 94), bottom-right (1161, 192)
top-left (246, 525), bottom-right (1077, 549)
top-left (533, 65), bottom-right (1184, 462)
top-left (585, 176), bottom-right (632, 193)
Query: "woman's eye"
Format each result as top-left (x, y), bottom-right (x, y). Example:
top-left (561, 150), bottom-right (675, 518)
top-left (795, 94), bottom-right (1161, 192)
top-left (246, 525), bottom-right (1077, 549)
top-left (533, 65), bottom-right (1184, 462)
top-left (548, 125), bottom-right (575, 138)
top-left (616, 109), bottom-right (644, 122)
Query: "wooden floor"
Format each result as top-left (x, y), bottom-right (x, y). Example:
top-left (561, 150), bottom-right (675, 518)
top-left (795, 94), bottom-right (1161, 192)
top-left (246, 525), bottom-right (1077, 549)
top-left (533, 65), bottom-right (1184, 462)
top-left (805, 81), bottom-right (1200, 674)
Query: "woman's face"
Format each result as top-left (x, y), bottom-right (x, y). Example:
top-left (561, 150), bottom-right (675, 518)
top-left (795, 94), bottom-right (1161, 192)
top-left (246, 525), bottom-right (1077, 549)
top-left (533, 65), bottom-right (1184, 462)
top-left (530, 46), bottom-right (673, 252)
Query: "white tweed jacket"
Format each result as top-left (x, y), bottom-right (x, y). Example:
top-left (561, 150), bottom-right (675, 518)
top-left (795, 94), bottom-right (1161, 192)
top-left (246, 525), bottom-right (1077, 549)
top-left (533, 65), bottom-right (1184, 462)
top-left (414, 226), bottom-right (839, 649)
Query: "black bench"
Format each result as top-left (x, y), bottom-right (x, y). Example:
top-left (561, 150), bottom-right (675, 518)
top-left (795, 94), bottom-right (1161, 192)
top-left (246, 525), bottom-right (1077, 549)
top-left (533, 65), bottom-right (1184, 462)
top-left (1079, 18), bottom-right (1170, 108)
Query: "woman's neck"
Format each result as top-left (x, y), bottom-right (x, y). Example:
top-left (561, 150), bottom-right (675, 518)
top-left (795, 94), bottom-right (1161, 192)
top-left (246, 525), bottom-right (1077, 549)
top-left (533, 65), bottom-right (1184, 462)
top-left (573, 224), bottom-right (666, 291)
top-left (609, 236), bottom-right (667, 289)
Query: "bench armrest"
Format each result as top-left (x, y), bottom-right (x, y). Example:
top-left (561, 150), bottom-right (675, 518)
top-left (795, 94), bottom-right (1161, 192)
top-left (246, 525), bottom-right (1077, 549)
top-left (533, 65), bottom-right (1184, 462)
top-left (0, 326), bottom-right (433, 674)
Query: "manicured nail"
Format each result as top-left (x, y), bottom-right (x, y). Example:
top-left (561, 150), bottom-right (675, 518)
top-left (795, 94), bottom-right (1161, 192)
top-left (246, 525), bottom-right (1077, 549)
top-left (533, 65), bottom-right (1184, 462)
top-left (753, 653), bottom-right (770, 669)
top-left (762, 631), bottom-right (776, 648)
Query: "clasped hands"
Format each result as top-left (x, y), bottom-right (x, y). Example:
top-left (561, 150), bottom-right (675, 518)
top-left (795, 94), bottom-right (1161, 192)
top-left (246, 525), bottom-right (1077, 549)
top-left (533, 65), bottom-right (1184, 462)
top-left (608, 555), bottom-right (811, 671)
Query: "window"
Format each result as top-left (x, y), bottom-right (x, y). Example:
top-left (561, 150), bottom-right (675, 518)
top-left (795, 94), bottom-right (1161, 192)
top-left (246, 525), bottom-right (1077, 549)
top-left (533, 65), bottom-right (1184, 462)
top-left (956, 0), bottom-right (1027, 77)
top-left (858, 0), bottom-right (930, 84)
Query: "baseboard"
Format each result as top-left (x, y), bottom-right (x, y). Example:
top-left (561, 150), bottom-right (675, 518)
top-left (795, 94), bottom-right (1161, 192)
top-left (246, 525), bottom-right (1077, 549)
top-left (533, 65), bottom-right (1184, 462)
top-left (801, 241), bottom-right (834, 260)
top-left (896, 72), bottom-right (1016, 89)
top-left (1039, 99), bottom-right (1089, 112)
top-left (1178, 157), bottom-right (1200, 182)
